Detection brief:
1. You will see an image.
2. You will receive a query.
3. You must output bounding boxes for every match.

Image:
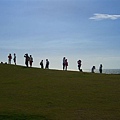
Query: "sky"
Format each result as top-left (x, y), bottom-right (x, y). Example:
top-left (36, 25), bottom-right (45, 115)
top-left (0, 0), bottom-right (120, 71)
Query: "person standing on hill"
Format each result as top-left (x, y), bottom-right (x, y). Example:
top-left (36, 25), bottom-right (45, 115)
top-left (13, 53), bottom-right (16, 65)
top-left (65, 59), bottom-right (68, 70)
top-left (24, 53), bottom-right (29, 67)
top-left (63, 57), bottom-right (66, 70)
top-left (40, 60), bottom-right (44, 69)
top-left (29, 55), bottom-right (33, 67)
top-left (99, 64), bottom-right (103, 73)
top-left (91, 66), bottom-right (95, 73)
top-left (77, 60), bottom-right (82, 71)
top-left (8, 53), bottom-right (12, 64)
top-left (45, 59), bottom-right (49, 69)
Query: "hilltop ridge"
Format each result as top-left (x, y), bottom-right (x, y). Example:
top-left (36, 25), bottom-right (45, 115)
top-left (0, 64), bottom-right (120, 120)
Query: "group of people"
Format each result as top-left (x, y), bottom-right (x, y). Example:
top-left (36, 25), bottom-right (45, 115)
top-left (63, 57), bottom-right (82, 71)
top-left (62, 57), bottom-right (103, 73)
top-left (7, 53), bottom-right (50, 69)
top-left (6, 53), bottom-right (103, 73)
top-left (8, 53), bottom-right (16, 65)
top-left (24, 54), bottom-right (50, 69)
top-left (24, 54), bottom-right (33, 67)
top-left (91, 64), bottom-right (103, 73)
top-left (40, 59), bottom-right (49, 69)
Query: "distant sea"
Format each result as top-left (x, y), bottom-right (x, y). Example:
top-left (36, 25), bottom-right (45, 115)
top-left (84, 69), bottom-right (120, 74)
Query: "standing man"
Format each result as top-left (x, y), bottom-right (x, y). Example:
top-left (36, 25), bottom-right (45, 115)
top-left (8, 53), bottom-right (12, 64)
top-left (40, 60), bottom-right (44, 69)
top-left (29, 55), bottom-right (33, 67)
top-left (13, 53), bottom-right (16, 65)
top-left (45, 59), bottom-right (49, 69)
top-left (24, 53), bottom-right (29, 67)
top-left (63, 57), bottom-right (66, 70)
top-left (65, 59), bottom-right (68, 70)
top-left (99, 64), bottom-right (103, 73)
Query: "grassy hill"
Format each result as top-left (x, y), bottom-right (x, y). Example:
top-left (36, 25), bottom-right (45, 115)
top-left (0, 64), bottom-right (120, 120)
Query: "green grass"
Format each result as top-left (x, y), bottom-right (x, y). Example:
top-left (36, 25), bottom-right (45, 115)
top-left (0, 64), bottom-right (120, 120)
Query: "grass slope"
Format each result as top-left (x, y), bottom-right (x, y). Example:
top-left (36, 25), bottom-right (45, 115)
top-left (0, 64), bottom-right (120, 120)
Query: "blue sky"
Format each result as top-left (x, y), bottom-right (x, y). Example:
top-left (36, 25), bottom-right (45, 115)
top-left (0, 0), bottom-right (120, 71)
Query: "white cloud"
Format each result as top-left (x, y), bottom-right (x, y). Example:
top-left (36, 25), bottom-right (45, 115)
top-left (89, 13), bottom-right (120, 20)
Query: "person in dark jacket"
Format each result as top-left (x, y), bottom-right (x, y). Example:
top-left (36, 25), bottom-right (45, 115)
top-left (8, 53), bottom-right (12, 64)
top-left (91, 66), bottom-right (95, 73)
top-left (99, 64), bottom-right (103, 73)
top-left (65, 59), bottom-right (68, 70)
top-left (77, 60), bottom-right (82, 71)
top-left (45, 59), bottom-right (49, 69)
top-left (40, 60), bottom-right (44, 69)
top-left (24, 53), bottom-right (29, 67)
top-left (13, 53), bottom-right (16, 65)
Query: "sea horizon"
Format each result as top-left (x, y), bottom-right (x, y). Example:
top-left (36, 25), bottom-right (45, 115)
top-left (83, 69), bottom-right (120, 74)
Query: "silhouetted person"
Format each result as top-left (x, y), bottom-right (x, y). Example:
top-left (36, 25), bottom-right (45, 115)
top-left (40, 60), bottom-right (44, 69)
top-left (91, 66), bottom-right (95, 73)
top-left (99, 64), bottom-right (103, 73)
top-left (65, 59), bottom-right (68, 70)
top-left (13, 53), bottom-right (16, 65)
top-left (24, 53), bottom-right (29, 67)
top-left (29, 55), bottom-right (33, 67)
top-left (77, 60), bottom-right (82, 71)
top-left (63, 57), bottom-right (66, 70)
top-left (8, 53), bottom-right (12, 64)
top-left (45, 59), bottom-right (49, 69)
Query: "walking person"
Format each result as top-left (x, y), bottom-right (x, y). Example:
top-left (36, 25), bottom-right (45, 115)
top-left (63, 57), bottom-right (66, 70)
top-left (99, 64), bottom-right (103, 73)
top-left (13, 53), bottom-right (16, 65)
top-left (40, 60), bottom-right (44, 69)
top-left (65, 59), bottom-right (68, 70)
top-left (29, 55), bottom-right (33, 67)
top-left (8, 53), bottom-right (12, 64)
top-left (45, 59), bottom-right (49, 69)
top-left (24, 53), bottom-right (29, 67)
top-left (77, 60), bottom-right (82, 71)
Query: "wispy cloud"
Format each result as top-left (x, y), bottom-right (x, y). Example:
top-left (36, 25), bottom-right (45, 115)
top-left (89, 13), bottom-right (120, 20)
